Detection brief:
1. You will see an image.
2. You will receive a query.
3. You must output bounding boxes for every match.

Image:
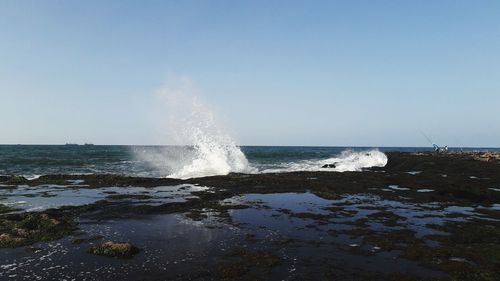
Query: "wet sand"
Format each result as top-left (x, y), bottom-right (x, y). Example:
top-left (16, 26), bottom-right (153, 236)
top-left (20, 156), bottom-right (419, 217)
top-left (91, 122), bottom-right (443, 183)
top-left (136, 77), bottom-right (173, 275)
top-left (1, 152), bottom-right (500, 280)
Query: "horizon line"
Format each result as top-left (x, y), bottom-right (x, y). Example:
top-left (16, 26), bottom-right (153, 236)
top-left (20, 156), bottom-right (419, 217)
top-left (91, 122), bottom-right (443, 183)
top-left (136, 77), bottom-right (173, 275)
top-left (0, 144), bottom-right (498, 149)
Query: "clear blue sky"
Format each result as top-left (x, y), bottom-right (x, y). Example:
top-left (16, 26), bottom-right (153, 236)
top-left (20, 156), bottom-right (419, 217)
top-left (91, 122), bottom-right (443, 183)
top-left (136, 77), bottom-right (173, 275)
top-left (1, 0), bottom-right (499, 147)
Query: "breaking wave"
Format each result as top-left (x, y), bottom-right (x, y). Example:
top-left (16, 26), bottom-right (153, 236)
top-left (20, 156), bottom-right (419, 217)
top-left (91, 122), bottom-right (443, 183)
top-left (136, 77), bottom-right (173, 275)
top-left (259, 149), bottom-right (388, 174)
top-left (134, 79), bottom-right (256, 179)
top-left (167, 133), bottom-right (255, 179)
top-left (133, 79), bottom-right (387, 179)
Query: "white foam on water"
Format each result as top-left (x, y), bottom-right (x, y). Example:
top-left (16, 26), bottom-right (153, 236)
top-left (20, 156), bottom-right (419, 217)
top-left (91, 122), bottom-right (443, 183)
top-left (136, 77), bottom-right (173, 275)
top-left (135, 79), bottom-right (387, 179)
top-left (3, 201), bottom-right (27, 205)
top-left (388, 185), bottom-right (410, 191)
top-left (260, 149), bottom-right (388, 173)
top-left (26, 175), bottom-right (41, 180)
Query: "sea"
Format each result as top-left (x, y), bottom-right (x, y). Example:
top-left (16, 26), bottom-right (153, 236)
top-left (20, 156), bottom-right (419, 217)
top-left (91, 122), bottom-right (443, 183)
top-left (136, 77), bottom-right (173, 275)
top-left (1, 145), bottom-right (498, 179)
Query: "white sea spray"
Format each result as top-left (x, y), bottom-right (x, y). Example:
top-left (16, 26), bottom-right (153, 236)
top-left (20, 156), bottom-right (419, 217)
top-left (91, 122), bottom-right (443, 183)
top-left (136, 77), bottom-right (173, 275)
top-left (134, 78), bottom-right (255, 179)
top-left (260, 149), bottom-right (388, 173)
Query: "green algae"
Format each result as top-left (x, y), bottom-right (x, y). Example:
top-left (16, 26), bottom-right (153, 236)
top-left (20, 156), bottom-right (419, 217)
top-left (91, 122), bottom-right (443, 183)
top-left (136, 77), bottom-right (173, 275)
top-left (0, 212), bottom-right (76, 248)
top-left (89, 241), bottom-right (140, 258)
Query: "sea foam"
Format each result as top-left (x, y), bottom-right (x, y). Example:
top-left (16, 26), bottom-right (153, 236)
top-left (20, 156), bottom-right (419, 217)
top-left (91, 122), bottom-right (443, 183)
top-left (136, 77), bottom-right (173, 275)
top-left (136, 79), bottom-right (387, 179)
top-left (260, 149), bottom-right (388, 173)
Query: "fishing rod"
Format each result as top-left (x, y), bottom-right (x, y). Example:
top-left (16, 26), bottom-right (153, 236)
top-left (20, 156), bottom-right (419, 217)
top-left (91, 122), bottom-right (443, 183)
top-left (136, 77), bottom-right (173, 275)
top-left (420, 131), bottom-right (435, 147)
top-left (420, 131), bottom-right (445, 153)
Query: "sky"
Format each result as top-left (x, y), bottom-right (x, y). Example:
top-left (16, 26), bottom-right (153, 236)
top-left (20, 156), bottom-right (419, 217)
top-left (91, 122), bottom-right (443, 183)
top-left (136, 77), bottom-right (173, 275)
top-left (0, 0), bottom-right (499, 147)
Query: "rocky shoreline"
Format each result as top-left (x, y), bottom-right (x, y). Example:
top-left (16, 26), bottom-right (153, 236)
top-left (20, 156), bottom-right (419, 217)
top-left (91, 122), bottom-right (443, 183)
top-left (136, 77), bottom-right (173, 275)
top-left (1, 152), bottom-right (500, 280)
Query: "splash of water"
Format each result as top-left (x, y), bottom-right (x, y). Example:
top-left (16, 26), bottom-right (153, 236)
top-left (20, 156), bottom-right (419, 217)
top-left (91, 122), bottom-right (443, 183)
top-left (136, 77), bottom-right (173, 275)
top-left (137, 78), bottom-right (255, 179)
top-left (168, 131), bottom-right (253, 179)
top-left (323, 149), bottom-right (388, 172)
top-left (260, 149), bottom-right (388, 173)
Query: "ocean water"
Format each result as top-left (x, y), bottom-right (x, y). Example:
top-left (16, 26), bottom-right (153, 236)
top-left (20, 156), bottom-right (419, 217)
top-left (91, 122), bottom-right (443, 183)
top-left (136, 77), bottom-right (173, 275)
top-left (0, 145), bottom-right (497, 179)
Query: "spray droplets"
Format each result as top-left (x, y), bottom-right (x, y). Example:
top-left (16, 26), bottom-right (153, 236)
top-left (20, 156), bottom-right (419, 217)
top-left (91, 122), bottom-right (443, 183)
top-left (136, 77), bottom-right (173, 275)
top-left (136, 78), bottom-right (255, 179)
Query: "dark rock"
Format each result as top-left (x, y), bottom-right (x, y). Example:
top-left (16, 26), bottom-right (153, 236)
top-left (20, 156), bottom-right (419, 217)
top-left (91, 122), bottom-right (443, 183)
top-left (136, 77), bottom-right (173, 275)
top-left (89, 241), bottom-right (140, 258)
top-left (0, 204), bottom-right (19, 214)
top-left (0, 212), bottom-right (76, 248)
top-left (105, 194), bottom-right (152, 200)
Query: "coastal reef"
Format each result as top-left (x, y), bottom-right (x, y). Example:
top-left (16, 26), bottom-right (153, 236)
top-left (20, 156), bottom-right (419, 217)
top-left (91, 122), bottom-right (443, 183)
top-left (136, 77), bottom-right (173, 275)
top-left (1, 151), bottom-right (500, 280)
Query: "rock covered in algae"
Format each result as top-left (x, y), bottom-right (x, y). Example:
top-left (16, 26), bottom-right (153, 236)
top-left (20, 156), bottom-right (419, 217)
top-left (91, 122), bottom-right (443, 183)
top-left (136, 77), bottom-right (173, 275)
top-left (0, 204), bottom-right (19, 214)
top-left (89, 241), bottom-right (140, 258)
top-left (0, 212), bottom-right (76, 248)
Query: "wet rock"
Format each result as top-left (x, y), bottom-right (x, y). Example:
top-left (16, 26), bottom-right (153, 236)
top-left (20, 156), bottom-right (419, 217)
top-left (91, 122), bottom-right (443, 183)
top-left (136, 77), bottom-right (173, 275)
top-left (0, 204), bottom-right (19, 214)
top-left (1, 151), bottom-right (500, 279)
top-left (3, 176), bottom-right (27, 185)
top-left (321, 163), bottom-right (336, 168)
top-left (367, 210), bottom-right (405, 227)
top-left (214, 249), bottom-right (280, 279)
top-left (105, 194), bottom-right (152, 200)
top-left (0, 212), bottom-right (76, 248)
top-left (246, 250), bottom-right (281, 267)
top-left (215, 261), bottom-right (249, 279)
top-left (0, 233), bottom-right (26, 247)
top-left (184, 210), bottom-right (208, 221)
top-left (89, 241), bottom-right (140, 258)
top-left (466, 151), bottom-right (500, 163)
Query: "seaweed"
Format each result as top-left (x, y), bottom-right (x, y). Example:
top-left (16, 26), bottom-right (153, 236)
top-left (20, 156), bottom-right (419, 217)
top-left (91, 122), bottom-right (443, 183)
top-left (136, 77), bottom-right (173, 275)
top-left (0, 212), bottom-right (77, 248)
top-left (88, 241), bottom-right (140, 258)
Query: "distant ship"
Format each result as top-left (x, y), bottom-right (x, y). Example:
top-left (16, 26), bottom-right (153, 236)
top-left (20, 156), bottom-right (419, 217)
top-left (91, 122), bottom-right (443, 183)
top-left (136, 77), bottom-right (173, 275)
top-left (84, 143), bottom-right (94, 146)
